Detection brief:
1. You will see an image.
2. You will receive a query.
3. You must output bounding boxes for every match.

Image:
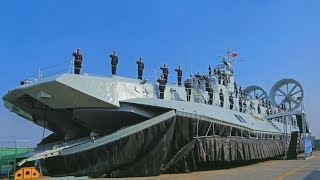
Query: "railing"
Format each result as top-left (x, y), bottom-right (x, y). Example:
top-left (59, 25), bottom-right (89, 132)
top-left (38, 59), bottom-right (73, 79)
top-left (0, 140), bottom-right (34, 180)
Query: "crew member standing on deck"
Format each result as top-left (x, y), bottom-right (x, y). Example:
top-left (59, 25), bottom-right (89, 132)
top-left (208, 65), bottom-right (212, 75)
top-left (185, 78), bottom-right (192, 102)
top-left (157, 75), bottom-right (167, 99)
top-left (160, 64), bottom-right (169, 81)
top-left (234, 81), bottom-right (238, 98)
top-left (72, 48), bottom-right (82, 74)
top-left (229, 94), bottom-right (234, 110)
top-left (208, 86), bottom-right (213, 105)
top-left (109, 50), bottom-right (118, 75)
top-left (205, 75), bottom-right (210, 91)
top-left (136, 57), bottom-right (144, 80)
top-left (219, 89), bottom-right (224, 107)
top-left (217, 67), bottom-right (222, 84)
top-left (175, 66), bottom-right (182, 85)
top-left (239, 98), bottom-right (243, 112)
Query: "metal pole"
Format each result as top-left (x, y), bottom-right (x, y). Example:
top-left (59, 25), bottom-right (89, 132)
top-left (283, 115), bottom-right (287, 159)
top-left (302, 112), bottom-right (306, 160)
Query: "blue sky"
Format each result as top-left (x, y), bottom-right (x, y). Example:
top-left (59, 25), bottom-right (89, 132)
top-left (1, 0), bottom-right (320, 146)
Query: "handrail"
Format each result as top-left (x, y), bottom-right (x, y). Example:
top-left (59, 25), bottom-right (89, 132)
top-left (38, 59), bottom-right (73, 79)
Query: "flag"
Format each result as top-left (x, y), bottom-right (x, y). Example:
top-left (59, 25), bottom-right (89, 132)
top-left (232, 53), bottom-right (238, 57)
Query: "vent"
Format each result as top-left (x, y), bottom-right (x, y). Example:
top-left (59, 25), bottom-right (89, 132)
top-left (234, 114), bottom-right (247, 123)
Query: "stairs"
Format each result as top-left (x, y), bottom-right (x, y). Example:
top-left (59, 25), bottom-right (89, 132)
top-left (268, 119), bottom-right (281, 132)
top-left (193, 89), bottom-right (206, 104)
top-left (287, 131), bottom-right (299, 159)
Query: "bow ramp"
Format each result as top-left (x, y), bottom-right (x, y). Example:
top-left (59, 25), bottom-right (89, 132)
top-left (18, 110), bottom-right (176, 166)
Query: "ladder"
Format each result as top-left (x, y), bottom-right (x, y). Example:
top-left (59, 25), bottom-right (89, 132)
top-left (193, 89), bottom-right (206, 104)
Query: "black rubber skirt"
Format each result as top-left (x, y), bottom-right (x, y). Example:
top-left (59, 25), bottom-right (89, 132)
top-left (39, 115), bottom-right (285, 177)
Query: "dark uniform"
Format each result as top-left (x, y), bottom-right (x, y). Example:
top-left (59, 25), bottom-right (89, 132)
top-left (175, 66), bottom-right (182, 85)
top-left (110, 51), bottom-right (118, 75)
top-left (219, 89), bottom-right (224, 107)
top-left (258, 105), bottom-right (261, 114)
top-left (239, 86), bottom-right (242, 97)
top-left (72, 49), bottom-right (82, 74)
top-left (208, 87), bottom-right (213, 105)
top-left (217, 67), bottom-right (221, 84)
top-left (234, 82), bottom-right (238, 98)
top-left (194, 72), bottom-right (202, 88)
top-left (185, 79), bottom-right (192, 102)
top-left (250, 102), bottom-right (254, 110)
top-left (157, 76), bottom-right (166, 99)
top-left (243, 101), bottom-right (247, 113)
top-left (213, 68), bottom-right (217, 76)
top-left (239, 98), bottom-right (243, 112)
top-left (160, 64), bottom-right (169, 81)
top-left (136, 58), bottom-right (144, 80)
top-left (229, 95), bottom-right (234, 110)
top-left (208, 65), bottom-right (212, 75)
top-left (205, 76), bottom-right (210, 91)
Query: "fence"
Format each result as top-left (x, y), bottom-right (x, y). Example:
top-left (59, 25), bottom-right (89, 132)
top-left (0, 140), bottom-right (34, 179)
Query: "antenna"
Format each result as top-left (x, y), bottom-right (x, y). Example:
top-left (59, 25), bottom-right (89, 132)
top-left (189, 48), bottom-right (192, 77)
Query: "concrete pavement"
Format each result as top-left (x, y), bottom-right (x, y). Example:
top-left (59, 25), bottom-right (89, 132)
top-left (94, 151), bottom-right (320, 180)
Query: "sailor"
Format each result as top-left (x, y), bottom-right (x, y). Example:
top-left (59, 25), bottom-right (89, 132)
top-left (219, 89), bottom-right (224, 107)
top-left (250, 101), bottom-right (254, 110)
top-left (208, 86), bottom-right (213, 105)
top-left (258, 104), bottom-right (261, 114)
top-left (159, 64), bottom-right (168, 81)
top-left (239, 86), bottom-right (242, 97)
top-left (157, 75), bottom-right (167, 99)
top-left (222, 76), bottom-right (226, 86)
top-left (208, 65), bottom-right (212, 75)
top-left (213, 67), bottom-right (217, 76)
top-left (229, 94), bottom-right (234, 110)
top-left (72, 48), bottom-right (82, 74)
top-left (262, 98), bottom-right (265, 107)
top-left (234, 81), bottom-right (238, 98)
top-left (109, 50), bottom-right (118, 75)
top-left (217, 67), bottom-right (221, 84)
top-left (194, 72), bottom-right (201, 78)
top-left (204, 75), bottom-right (210, 91)
top-left (136, 57), bottom-right (144, 80)
top-left (243, 89), bottom-right (247, 98)
top-left (239, 98), bottom-right (243, 112)
top-left (194, 72), bottom-right (201, 88)
top-left (174, 66), bottom-right (183, 86)
top-left (265, 99), bottom-right (268, 108)
top-left (185, 78), bottom-right (192, 102)
top-left (222, 72), bottom-right (228, 86)
top-left (243, 100), bottom-right (247, 113)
